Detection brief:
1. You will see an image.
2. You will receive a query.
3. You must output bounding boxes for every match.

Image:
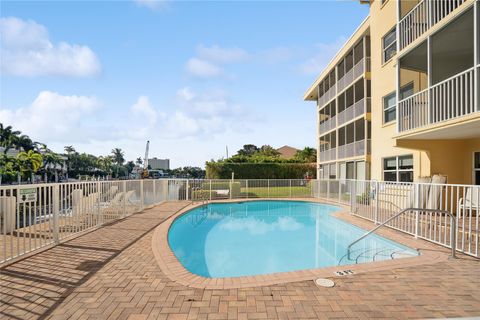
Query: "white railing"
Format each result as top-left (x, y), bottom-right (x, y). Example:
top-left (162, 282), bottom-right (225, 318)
top-left (0, 179), bottom-right (184, 265)
top-left (318, 85), bottom-right (336, 107)
top-left (319, 116), bottom-right (336, 134)
top-left (337, 139), bottom-right (369, 159)
top-left (315, 179), bottom-right (479, 258)
top-left (337, 57), bottom-right (369, 93)
top-left (399, 0), bottom-right (468, 50)
top-left (319, 148), bottom-right (337, 162)
top-left (1, 178), bottom-right (478, 263)
top-left (398, 66), bottom-right (478, 132)
top-left (337, 97), bottom-right (369, 126)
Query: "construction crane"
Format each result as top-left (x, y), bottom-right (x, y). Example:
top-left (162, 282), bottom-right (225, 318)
top-left (142, 140), bottom-right (150, 178)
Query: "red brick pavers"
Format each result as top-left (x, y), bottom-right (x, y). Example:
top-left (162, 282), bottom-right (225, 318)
top-left (1, 201), bottom-right (479, 320)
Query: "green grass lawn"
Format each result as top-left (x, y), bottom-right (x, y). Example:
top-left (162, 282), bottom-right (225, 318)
top-left (240, 185), bottom-right (312, 198)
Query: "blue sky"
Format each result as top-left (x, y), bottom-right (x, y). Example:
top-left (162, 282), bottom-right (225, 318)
top-left (0, 0), bottom-right (368, 167)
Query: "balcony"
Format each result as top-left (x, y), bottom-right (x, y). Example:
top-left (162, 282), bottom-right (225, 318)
top-left (337, 139), bottom-right (370, 159)
top-left (398, 66), bottom-right (479, 133)
top-left (337, 98), bottom-right (371, 127)
top-left (319, 116), bottom-right (337, 134)
top-left (319, 148), bottom-right (336, 162)
top-left (337, 58), bottom-right (370, 93)
top-left (318, 85), bottom-right (336, 107)
top-left (399, 0), bottom-right (468, 50)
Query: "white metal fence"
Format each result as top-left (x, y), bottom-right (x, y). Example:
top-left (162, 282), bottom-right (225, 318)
top-left (1, 178), bottom-right (478, 265)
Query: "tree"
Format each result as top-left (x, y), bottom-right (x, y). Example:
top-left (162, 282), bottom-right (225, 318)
top-left (64, 145), bottom-right (76, 154)
top-left (0, 124), bottom-right (21, 154)
top-left (125, 161), bottom-right (135, 175)
top-left (258, 145), bottom-right (280, 157)
top-left (136, 157), bottom-right (143, 165)
top-left (0, 154), bottom-right (19, 185)
top-left (294, 147), bottom-right (317, 163)
top-left (111, 148), bottom-right (125, 177)
top-left (237, 144), bottom-right (259, 157)
top-left (17, 150), bottom-right (43, 183)
top-left (42, 152), bottom-right (63, 182)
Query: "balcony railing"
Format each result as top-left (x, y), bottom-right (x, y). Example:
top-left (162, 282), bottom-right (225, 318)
top-left (337, 139), bottom-right (370, 159)
top-left (337, 57), bottom-right (370, 93)
top-left (319, 148), bottom-right (337, 162)
top-left (398, 66), bottom-right (478, 133)
top-left (319, 116), bottom-right (336, 134)
top-left (337, 97), bottom-right (370, 126)
top-left (399, 0), bottom-right (468, 50)
top-left (318, 85), bottom-right (336, 107)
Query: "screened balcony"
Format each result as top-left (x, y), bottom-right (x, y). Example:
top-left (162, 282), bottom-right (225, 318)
top-left (337, 119), bottom-right (371, 159)
top-left (319, 132), bottom-right (336, 163)
top-left (397, 7), bottom-right (479, 134)
top-left (318, 70), bottom-right (337, 107)
top-left (337, 79), bottom-right (371, 127)
top-left (337, 37), bottom-right (371, 93)
top-left (319, 100), bottom-right (337, 134)
top-left (398, 0), bottom-right (469, 50)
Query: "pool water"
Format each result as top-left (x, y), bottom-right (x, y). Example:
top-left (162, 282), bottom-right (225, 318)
top-left (168, 201), bottom-right (418, 278)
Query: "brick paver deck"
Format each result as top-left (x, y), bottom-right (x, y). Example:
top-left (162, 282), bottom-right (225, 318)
top-left (1, 201), bottom-right (479, 320)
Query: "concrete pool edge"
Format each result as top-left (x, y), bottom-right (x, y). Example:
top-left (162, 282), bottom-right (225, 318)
top-left (151, 198), bottom-right (449, 289)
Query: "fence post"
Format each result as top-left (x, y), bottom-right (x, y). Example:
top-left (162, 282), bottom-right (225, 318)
top-left (451, 215), bottom-right (456, 258)
top-left (267, 180), bottom-right (270, 198)
top-left (186, 180), bottom-right (189, 201)
top-left (140, 180), bottom-right (144, 211)
top-left (123, 181), bottom-right (127, 218)
top-left (374, 180), bottom-right (379, 224)
top-left (350, 181), bottom-right (356, 212)
top-left (414, 183), bottom-right (420, 238)
top-left (327, 180), bottom-right (330, 200)
top-left (338, 181), bottom-right (342, 203)
top-left (289, 179), bottom-right (292, 198)
top-left (246, 180), bottom-right (249, 199)
top-left (52, 184), bottom-right (60, 244)
top-left (229, 180), bottom-right (232, 200)
top-left (153, 179), bottom-right (156, 204)
top-left (209, 180), bottom-right (212, 201)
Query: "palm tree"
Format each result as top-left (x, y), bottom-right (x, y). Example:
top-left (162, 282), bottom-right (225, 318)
top-left (42, 152), bottom-right (63, 182)
top-left (16, 135), bottom-right (35, 152)
top-left (0, 124), bottom-right (21, 154)
top-left (294, 147), bottom-right (317, 163)
top-left (136, 157), bottom-right (143, 165)
top-left (64, 145), bottom-right (75, 154)
top-left (17, 150), bottom-right (43, 183)
top-left (111, 148), bottom-right (125, 178)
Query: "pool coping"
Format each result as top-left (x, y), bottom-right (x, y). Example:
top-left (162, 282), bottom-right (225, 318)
top-left (151, 198), bottom-right (449, 289)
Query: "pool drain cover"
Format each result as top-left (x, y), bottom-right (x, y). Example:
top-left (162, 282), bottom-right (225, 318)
top-left (315, 278), bottom-right (335, 288)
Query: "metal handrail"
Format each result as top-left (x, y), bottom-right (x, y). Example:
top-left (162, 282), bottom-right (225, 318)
top-left (347, 208), bottom-right (456, 260)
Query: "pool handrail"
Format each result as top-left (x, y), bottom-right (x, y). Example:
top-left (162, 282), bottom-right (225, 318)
top-left (347, 207), bottom-right (456, 260)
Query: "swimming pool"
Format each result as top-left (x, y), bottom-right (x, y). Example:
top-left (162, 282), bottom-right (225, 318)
top-left (168, 200), bottom-right (418, 278)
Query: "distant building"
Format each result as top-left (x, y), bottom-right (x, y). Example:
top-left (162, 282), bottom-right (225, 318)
top-left (148, 158), bottom-right (170, 170)
top-left (276, 146), bottom-right (299, 160)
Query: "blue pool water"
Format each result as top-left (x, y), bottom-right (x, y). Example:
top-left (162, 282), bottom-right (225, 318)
top-left (168, 201), bottom-right (418, 278)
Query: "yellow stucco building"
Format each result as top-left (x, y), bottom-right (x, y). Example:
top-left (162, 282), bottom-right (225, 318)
top-left (304, 0), bottom-right (480, 185)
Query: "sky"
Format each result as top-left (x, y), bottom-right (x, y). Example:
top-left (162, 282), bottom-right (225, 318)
top-left (0, 0), bottom-right (368, 168)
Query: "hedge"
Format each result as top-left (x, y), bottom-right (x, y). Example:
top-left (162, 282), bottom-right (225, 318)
top-left (205, 163), bottom-right (316, 179)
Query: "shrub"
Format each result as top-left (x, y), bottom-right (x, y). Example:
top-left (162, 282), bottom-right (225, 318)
top-left (205, 163), bottom-right (316, 179)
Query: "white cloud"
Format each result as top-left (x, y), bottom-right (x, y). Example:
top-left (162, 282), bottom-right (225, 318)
top-left (185, 45), bottom-right (249, 79)
top-left (0, 17), bottom-right (101, 77)
top-left (185, 58), bottom-right (225, 79)
top-left (298, 37), bottom-right (347, 75)
top-left (134, 0), bottom-right (168, 10)
top-left (0, 91), bottom-right (100, 142)
top-left (197, 44), bottom-right (249, 64)
top-left (131, 96), bottom-right (165, 126)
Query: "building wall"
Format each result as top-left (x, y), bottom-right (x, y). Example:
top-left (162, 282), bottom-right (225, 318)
top-left (148, 158), bottom-right (170, 170)
top-left (369, 0), bottom-right (428, 182)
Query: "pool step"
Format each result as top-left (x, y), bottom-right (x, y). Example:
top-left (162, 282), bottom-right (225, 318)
top-left (339, 247), bottom-right (417, 265)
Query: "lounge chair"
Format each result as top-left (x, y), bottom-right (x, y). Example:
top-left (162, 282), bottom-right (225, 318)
top-left (426, 175), bottom-right (447, 210)
top-left (458, 187), bottom-right (479, 214)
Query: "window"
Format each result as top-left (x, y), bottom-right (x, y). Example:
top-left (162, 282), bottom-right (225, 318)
top-left (383, 92), bottom-right (396, 123)
top-left (383, 27), bottom-right (397, 63)
top-left (474, 152), bottom-right (480, 185)
top-left (382, 83), bottom-right (415, 124)
top-left (383, 155), bottom-right (413, 182)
